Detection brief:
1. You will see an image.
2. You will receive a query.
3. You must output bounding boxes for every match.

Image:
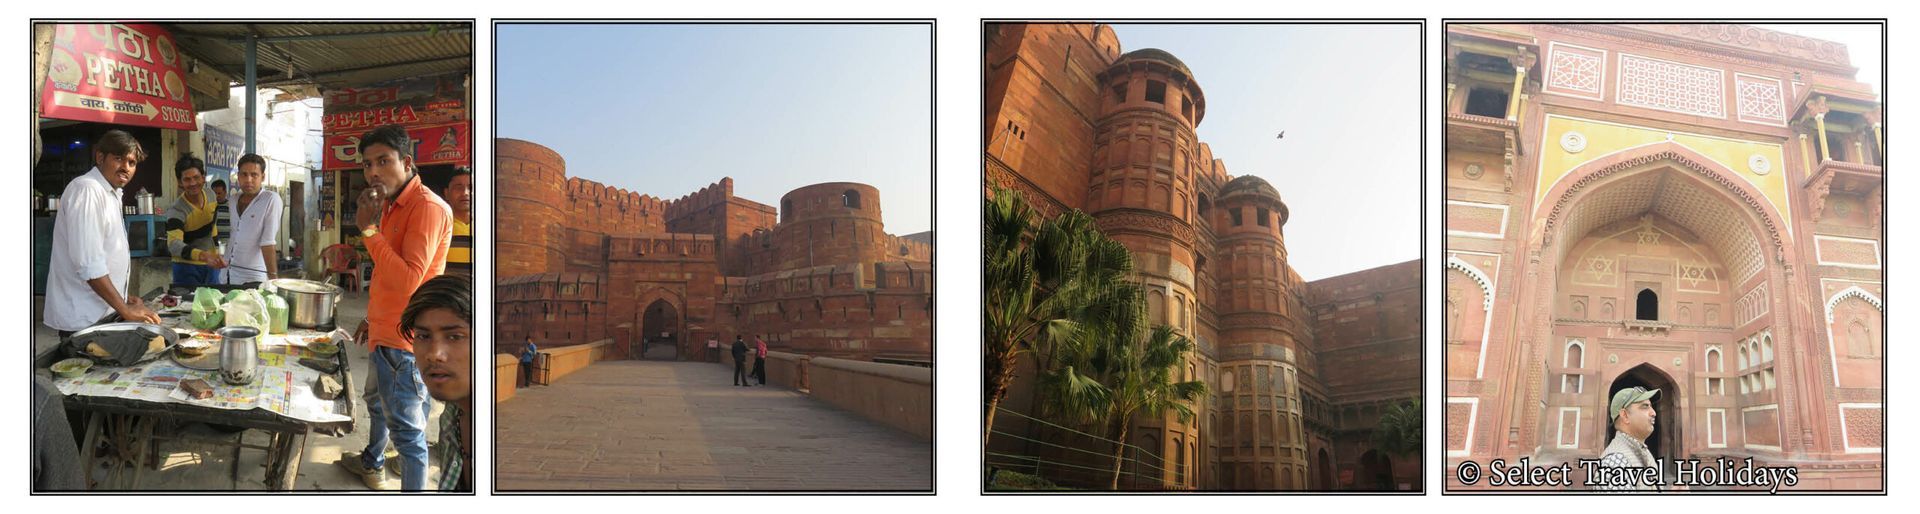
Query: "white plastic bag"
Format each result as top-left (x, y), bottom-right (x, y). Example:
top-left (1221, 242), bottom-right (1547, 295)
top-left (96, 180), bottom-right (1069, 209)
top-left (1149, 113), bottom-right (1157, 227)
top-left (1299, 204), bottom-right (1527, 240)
top-left (223, 289), bottom-right (272, 333)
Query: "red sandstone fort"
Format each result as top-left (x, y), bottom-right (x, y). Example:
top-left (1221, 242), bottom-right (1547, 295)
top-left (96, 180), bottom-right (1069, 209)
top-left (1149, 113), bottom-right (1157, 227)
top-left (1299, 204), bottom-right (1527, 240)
top-left (496, 138), bottom-right (933, 364)
top-left (985, 24), bottom-right (1422, 490)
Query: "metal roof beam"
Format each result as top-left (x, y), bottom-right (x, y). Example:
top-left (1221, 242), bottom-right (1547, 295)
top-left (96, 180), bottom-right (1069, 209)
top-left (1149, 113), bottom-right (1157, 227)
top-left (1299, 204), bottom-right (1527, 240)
top-left (213, 25), bottom-right (471, 44)
top-left (253, 55), bottom-right (470, 87)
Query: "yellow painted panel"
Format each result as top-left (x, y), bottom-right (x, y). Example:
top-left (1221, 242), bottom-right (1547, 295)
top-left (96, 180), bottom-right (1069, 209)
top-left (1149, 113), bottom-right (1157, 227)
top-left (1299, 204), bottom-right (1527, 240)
top-left (1535, 115), bottom-right (1792, 231)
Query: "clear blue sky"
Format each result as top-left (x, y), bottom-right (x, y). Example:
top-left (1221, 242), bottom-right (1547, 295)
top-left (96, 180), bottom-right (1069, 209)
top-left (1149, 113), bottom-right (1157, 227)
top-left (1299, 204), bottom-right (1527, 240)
top-left (1110, 24), bottom-right (1422, 281)
top-left (496, 23), bottom-right (933, 234)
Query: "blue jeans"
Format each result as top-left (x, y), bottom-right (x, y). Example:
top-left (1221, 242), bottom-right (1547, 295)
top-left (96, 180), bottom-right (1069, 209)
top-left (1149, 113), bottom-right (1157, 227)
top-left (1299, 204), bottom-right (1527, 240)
top-left (361, 346), bottom-right (430, 491)
top-left (171, 263), bottom-right (222, 286)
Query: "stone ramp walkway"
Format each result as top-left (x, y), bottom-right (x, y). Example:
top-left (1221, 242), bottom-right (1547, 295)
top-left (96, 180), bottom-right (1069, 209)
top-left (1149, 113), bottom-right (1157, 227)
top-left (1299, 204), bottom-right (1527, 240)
top-left (495, 360), bottom-right (932, 491)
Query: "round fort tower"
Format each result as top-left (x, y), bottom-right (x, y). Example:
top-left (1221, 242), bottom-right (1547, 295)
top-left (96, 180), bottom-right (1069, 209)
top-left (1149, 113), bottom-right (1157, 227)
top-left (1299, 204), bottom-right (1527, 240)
top-left (773, 182), bottom-right (888, 270)
top-left (1211, 173), bottom-right (1312, 490)
top-left (494, 138), bottom-right (571, 278)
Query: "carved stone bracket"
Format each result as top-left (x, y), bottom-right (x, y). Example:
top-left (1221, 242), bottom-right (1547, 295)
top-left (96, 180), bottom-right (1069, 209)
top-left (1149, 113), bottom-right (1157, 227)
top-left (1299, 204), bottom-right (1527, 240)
top-left (1502, 135), bottom-right (1518, 193)
top-left (1867, 186), bottom-right (1884, 231)
top-left (1805, 171), bottom-right (1835, 223)
top-left (1622, 319), bottom-right (1672, 337)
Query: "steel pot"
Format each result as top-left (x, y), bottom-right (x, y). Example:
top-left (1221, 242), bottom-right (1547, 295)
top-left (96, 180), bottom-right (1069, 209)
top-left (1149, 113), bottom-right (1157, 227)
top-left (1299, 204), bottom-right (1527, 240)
top-left (135, 189), bottom-right (154, 215)
top-left (217, 325), bottom-right (260, 385)
top-left (265, 278), bottom-right (344, 329)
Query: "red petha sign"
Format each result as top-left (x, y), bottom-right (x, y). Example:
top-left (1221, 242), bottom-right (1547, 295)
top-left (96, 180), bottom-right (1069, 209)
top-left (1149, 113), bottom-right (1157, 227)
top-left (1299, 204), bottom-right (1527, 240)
top-left (40, 23), bottom-right (197, 131)
top-left (324, 121), bottom-right (470, 170)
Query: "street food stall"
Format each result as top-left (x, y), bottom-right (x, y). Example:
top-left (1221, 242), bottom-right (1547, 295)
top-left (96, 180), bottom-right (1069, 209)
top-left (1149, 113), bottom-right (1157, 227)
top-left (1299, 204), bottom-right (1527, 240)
top-left (32, 21), bottom-right (473, 491)
top-left (47, 281), bottom-right (356, 490)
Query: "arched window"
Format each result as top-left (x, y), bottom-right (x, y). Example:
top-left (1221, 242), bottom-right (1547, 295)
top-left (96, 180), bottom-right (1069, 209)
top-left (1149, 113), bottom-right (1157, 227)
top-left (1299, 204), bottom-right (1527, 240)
top-left (842, 190), bottom-right (862, 209)
top-left (1848, 319), bottom-right (1875, 357)
top-left (1175, 295), bottom-right (1188, 330)
top-left (1706, 348), bottom-right (1724, 395)
top-left (1174, 440), bottom-right (1188, 486)
top-left (1148, 291), bottom-right (1166, 326)
top-left (1561, 340), bottom-right (1585, 393)
top-left (781, 198), bottom-right (793, 223)
top-left (1760, 333), bottom-right (1774, 363)
top-left (1636, 289), bottom-right (1658, 321)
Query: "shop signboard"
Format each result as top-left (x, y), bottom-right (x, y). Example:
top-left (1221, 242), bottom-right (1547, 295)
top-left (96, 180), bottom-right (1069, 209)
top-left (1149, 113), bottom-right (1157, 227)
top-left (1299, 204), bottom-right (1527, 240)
top-left (320, 73), bottom-right (467, 170)
top-left (324, 121), bottom-right (470, 170)
top-left (39, 23), bottom-right (198, 131)
top-left (203, 124), bottom-right (243, 173)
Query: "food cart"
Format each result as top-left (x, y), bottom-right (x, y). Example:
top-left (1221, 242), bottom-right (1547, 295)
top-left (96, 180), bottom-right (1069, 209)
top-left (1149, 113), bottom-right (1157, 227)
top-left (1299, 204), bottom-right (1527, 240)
top-left (48, 287), bottom-right (356, 490)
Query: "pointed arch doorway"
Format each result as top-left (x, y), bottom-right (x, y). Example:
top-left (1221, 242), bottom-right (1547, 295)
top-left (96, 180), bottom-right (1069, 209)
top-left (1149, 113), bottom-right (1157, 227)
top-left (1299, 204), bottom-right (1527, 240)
top-left (640, 298), bottom-right (681, 360)
top-left (1604, 363), bottom-right (1681, 466)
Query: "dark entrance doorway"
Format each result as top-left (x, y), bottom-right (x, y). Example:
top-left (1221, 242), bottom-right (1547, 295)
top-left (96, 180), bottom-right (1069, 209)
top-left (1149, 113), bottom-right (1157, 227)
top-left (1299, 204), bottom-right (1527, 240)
top-left (1606, 363), bottom-right (1681, 474)
top-left (640, 299), bottom-right (679, 360)
top-left (1359, 450), bottom-right (1393, 491)
top-left (1315, 448), bottom-right (1334, 490)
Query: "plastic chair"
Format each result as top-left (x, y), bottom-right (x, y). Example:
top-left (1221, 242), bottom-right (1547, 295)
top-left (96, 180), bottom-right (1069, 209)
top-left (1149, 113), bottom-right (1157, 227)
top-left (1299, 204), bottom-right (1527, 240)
top-left (322, 243), bottom-right (362, 292)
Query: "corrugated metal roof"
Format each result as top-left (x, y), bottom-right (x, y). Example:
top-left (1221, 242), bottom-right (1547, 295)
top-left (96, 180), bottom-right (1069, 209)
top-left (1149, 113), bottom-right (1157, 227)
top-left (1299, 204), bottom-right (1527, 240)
top-left (164, 22), bottom-right (471, 91)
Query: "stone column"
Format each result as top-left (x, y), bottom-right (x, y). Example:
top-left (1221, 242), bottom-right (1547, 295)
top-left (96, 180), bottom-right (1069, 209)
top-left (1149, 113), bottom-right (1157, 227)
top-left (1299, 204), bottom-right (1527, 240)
top-left (1797, 134), bottom-right (1813, 172)
top-left (1505, 51), bottom-right (1535, 121)
top-left (1506, 64), bottom-right (1527, 121)
top-left (1809, 96), bottom-right (1833, 162)
top-left (1815, 113), bottom-right (1833, 162)
top-left (1864, 108), bottom-right (1884, 161)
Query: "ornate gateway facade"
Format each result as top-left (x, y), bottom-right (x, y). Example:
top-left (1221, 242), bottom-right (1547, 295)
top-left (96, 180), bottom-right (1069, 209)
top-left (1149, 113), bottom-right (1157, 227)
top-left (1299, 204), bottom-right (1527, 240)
top-left (1443, 24), bottom-right (1883, 490)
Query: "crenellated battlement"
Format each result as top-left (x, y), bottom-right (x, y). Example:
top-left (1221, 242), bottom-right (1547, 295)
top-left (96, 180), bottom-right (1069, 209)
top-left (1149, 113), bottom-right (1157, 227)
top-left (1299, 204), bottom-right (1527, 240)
top-left (664, 178), bottom-right (737, 222)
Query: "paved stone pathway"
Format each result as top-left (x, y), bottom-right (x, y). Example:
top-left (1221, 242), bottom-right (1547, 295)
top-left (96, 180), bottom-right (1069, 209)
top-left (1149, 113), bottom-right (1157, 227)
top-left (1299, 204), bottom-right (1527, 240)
top-left (496, 360), bottom-right (932, 491)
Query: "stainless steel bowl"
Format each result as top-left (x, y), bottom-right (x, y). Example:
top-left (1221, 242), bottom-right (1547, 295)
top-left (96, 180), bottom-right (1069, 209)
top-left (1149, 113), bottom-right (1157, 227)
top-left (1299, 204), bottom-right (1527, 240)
top-left (264, 278), bottom-right (344, 329)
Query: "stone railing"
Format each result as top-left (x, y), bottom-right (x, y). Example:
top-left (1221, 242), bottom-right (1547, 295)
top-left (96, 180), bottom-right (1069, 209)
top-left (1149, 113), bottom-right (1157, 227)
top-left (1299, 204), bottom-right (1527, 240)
top-left (718, 349), bottom-right (932, 440)
top-left (495, 354), bottom-right (520, 403)
top-left (539, 339), bottom-right (616, 385)
top-left (765, 351), bottom-right (810, 390)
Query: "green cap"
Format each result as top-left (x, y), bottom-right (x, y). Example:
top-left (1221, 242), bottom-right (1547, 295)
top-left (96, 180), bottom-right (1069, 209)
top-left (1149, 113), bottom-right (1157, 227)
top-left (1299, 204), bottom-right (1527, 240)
top-left (1609, 387), bottom-right (1659, 422)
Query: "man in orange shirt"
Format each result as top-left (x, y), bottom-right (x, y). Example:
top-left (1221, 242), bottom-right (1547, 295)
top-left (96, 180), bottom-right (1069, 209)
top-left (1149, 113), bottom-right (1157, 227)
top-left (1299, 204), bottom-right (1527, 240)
top-left (335, 125), bottom-right (452, 491)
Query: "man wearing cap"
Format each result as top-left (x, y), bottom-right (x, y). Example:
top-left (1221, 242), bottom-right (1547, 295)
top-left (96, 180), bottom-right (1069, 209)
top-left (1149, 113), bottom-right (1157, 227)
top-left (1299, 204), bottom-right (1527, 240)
top-left (1594, 386), bottom-right (1662, 491)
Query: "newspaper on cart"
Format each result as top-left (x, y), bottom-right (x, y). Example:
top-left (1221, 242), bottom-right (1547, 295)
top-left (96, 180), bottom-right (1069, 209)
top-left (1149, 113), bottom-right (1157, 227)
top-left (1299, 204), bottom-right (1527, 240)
top-left (53, 325), bottom-right (355, 424)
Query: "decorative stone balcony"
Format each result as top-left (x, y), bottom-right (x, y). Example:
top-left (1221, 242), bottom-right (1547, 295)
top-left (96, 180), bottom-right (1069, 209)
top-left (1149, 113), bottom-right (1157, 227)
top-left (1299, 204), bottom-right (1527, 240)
top-left (1805, 158), bottom-right (1885, 223)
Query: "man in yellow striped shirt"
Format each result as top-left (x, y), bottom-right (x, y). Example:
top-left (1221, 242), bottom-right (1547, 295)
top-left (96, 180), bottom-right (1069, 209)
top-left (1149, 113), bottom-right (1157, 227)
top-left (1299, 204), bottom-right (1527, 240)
top-left (443, 169), bottom-right (472, 275)
top-left (165, 153), bottom-right (226, 285)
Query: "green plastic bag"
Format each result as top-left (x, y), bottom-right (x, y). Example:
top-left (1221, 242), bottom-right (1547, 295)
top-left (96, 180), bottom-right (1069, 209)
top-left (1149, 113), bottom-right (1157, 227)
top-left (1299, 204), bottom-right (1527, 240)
top-left (194, 288), bottom-right (222, 309)
top-left (265, 293), bottom-right (290, 335)
top-left (190, 304), bottom-right (223, 330)
top-left (191, 288), bottom-right (224, 330)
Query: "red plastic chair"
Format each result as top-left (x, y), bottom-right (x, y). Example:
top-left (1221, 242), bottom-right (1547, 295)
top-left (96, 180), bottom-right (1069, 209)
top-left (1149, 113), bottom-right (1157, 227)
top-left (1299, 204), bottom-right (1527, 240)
top-left (323, 243), bottom-right (362, 292)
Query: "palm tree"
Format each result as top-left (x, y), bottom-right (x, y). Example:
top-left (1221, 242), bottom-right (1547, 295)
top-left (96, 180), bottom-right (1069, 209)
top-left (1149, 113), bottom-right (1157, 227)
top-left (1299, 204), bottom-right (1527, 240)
top-left (1370, 396), bottom-right (1421, 459)
top-left (983, 187), bottom-right (1137, 449)
top-left (1044, 322), bottom-right (1208, 490)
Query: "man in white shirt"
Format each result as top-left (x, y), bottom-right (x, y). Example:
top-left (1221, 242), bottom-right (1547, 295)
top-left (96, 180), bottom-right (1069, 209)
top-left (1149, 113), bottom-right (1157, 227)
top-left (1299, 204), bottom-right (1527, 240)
top-left (44, 130), bottom-right (160, 336)
top-left (225, 153), bottom-right (282, 285)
